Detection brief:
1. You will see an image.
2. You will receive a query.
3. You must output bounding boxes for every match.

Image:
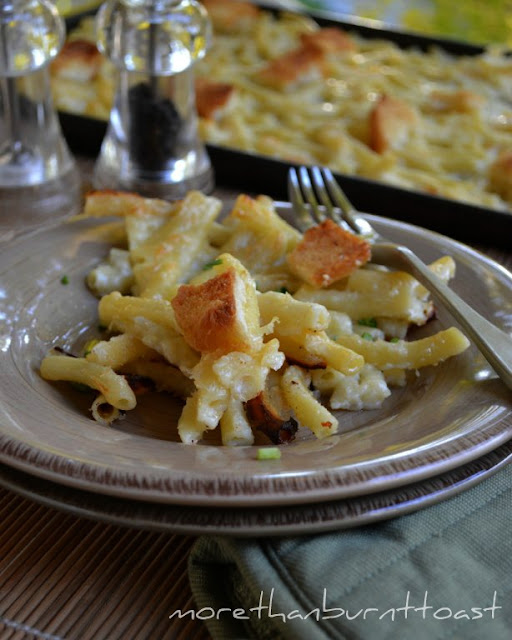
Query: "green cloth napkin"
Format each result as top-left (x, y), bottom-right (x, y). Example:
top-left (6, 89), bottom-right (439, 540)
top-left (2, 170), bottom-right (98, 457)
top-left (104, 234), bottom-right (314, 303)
top-left (188, 465), bottom-right (512, 639)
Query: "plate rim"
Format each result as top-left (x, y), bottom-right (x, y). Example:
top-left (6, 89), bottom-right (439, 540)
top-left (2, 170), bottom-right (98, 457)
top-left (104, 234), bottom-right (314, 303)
top-left (1, 439), bottom-right (511, 536)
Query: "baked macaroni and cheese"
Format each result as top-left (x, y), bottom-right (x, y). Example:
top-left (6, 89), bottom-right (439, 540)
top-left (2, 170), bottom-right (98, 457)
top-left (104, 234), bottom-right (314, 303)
top-left (51, 0), bottom-right (512, 212)
top-left (40, 190), bottom-right (469, 446)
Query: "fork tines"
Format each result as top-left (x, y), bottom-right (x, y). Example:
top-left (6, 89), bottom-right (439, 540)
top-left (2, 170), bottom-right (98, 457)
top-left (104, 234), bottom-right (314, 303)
top-left (288, 166), bottom-right (373, 237)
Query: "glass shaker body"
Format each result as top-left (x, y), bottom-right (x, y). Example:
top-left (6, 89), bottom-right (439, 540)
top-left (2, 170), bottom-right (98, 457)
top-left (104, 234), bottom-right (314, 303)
top-left (0, 0), bottom-right (80, 227)
top-left (94, 0), bottom-right (214, 198)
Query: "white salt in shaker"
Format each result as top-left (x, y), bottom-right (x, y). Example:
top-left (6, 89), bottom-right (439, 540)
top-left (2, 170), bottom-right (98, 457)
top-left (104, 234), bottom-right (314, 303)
top-left (0, 0), bottom-right (81, 225)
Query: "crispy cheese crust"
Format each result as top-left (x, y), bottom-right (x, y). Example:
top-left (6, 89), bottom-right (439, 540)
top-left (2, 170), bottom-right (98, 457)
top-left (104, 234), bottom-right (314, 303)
top-left (84, 190), bottom-right (177, 217)
top-left (244, 392), bottom-right (298, 444)
top-left (287, 220), bottom-right (371, 288)
top-left (370, 94), bottom-right (418, 154)
top-left (488, 151), bottom-right (512, 202)
top-left (256, 27), bottom-right (355, 91)
top-left (300, 27), bottom-right (356, 53)
top-left (172, 268), bottom-right (250, 354)
top-left (429, 89), bottom-right (485, 114)
top-left (51, 39), bottom-right (102, 81)
top-left (202, 0), bottom-right (260, 33)
top-left (195, 78), bottom-right (235, 120)
top-left (256, 44), bottom-right (324, 90)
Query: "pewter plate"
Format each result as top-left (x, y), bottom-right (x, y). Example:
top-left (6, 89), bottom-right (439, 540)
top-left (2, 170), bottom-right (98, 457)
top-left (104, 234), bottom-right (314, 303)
top-left (0, 204), bottom-right (511, 507)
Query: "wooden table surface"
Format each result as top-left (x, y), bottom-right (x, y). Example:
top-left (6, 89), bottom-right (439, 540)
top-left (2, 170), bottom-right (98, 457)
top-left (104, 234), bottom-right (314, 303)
top-left (0, 155), bottom-right (510, 640)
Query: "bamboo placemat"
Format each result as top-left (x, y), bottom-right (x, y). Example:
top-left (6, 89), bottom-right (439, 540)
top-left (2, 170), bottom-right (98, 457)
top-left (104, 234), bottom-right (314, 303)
top-left (0, 489), bottom-right (210, 640)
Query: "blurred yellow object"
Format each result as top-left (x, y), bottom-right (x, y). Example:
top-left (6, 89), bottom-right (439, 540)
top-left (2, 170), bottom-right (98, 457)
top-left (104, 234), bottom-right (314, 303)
top-left (297, 0), bottom-right (512, 45)
top-left (402, 0), bottom-right (512, 46)
top-left (55, 0), bottom-right (102, 18)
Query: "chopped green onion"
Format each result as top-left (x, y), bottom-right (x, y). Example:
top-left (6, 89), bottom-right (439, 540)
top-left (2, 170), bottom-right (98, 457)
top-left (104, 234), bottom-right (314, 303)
top-left (358, 317), bottom-right (377, 328)
top-left (257, 447), bottom-right (281, 461)
top-left (83, 339), bottom-right (100, 357)
top-left (361, 332), bottom-right (374, 341)
top-left (390, 337), bottom-right (400, 343)
top-left (202, 258), bottom-right (223, 271)
top-left (60, 275), bottom-right (69, 285)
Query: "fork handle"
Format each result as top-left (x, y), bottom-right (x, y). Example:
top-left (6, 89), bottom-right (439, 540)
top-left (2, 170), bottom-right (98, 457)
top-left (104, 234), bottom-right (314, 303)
top-left (373, 243), bottom-right (512, 391)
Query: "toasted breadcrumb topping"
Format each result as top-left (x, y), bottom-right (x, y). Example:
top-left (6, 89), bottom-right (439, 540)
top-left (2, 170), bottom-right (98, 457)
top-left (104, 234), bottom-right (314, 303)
top-left (287, 220), bottom-right (371, 288)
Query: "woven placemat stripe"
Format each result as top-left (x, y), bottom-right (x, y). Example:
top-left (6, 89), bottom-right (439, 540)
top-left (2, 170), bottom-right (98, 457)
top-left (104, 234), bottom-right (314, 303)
top-left (0, 490), bottom-right (210, 640)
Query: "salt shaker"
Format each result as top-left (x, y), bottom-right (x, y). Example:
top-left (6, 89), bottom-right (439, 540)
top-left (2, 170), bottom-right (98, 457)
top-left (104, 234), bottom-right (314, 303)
top-left (93, 0), bottom-right (214, 199)
top-left (0, 0), bottom-right (81, 226)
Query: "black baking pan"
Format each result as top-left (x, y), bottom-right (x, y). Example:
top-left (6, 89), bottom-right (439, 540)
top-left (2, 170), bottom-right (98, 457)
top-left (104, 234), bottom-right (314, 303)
top-left (59, 5), bottom-right (512, 248)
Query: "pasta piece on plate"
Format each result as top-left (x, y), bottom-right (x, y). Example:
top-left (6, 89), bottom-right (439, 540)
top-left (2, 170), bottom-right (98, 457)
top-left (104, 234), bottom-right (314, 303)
top-left (40, 190), bottom-right (470, 446)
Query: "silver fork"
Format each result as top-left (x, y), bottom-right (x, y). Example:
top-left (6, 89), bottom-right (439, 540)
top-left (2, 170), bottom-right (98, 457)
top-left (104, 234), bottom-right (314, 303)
top-left (288, 165), bottom-right (512, 391)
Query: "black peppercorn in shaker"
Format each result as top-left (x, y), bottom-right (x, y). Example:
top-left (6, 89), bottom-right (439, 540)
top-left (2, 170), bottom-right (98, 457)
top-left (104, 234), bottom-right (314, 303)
top-left (128, 81), bottom-right (182, 172)
top-left (93, 0), bottom-right (214, 199)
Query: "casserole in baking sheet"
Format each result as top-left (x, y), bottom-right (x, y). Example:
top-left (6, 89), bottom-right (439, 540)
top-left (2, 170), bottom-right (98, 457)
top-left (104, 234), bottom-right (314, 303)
top-left (53, 0), bottom-right (512, 243)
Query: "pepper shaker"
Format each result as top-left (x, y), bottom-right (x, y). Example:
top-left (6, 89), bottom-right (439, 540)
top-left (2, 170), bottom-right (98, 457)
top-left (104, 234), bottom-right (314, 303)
top-left (0, 0), bottom-right (81, 226)
top-left (93, 0), bottom-right (214, 199)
